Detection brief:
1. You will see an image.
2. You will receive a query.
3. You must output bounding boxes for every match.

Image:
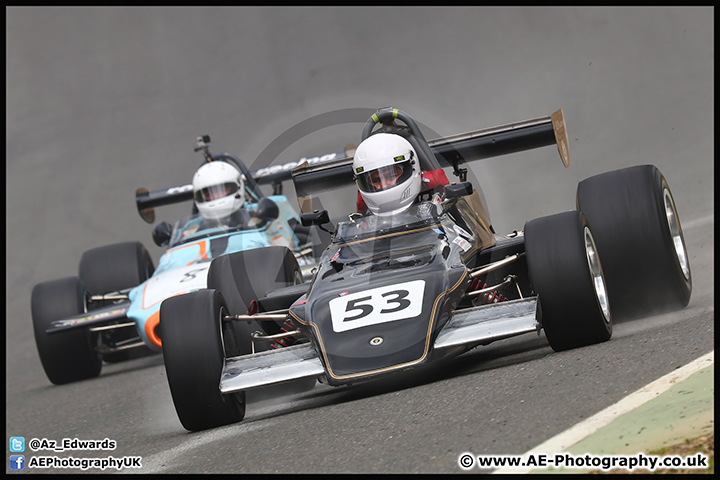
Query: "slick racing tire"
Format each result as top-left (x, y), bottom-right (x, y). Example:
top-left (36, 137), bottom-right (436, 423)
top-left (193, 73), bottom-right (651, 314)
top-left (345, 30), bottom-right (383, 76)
top-left (79, 241), bottom-right (155, 296)
top-left (207, 246), bottom-right (303, 353)
top-left (524, 211), bottom-right (612, 352)
top-left (31, 276), bottom-right (102, 384)
top-left (79, 241), bottom-right (155, 362)
top-left (161, 289), bottom-right (246, 432)
top-left (577, 165), bottom-right (691, 320)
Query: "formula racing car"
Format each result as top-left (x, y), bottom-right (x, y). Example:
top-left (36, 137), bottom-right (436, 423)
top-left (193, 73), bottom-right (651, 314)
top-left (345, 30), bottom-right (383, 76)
top-left (160, 107), bottom-right (692, 431)
top-left (31, 135), bottom-right (333, 385)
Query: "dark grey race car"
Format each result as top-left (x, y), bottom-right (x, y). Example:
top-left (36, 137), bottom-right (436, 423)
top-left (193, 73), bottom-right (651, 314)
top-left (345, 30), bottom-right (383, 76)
top-left (160, 107), bottom-right (691, 431)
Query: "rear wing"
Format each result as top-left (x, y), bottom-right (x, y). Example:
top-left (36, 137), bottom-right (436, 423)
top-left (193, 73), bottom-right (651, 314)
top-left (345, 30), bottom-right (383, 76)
top-left (134, 146), bottom-right (346, 222)
top-left (136, 109), bottom-right (568, 219)
top-left (291, 109), bottom-right (569, 211)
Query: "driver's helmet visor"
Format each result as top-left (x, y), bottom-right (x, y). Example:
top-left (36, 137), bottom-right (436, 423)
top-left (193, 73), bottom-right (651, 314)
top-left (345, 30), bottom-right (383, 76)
top-left (194, 182), bottom-right (238, 203)
top-left (356, 160), bottom-right (413, 193)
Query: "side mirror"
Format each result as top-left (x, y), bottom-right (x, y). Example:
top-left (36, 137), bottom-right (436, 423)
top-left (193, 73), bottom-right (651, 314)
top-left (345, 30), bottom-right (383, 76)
top-left (444, 181), bottom-right (473, 200)
top-left (301, 209), bottom-right (330, 227)
top-left (255, 197), bottom-right (279, 222)
top-left (152, 221), bottom-right (173, 247)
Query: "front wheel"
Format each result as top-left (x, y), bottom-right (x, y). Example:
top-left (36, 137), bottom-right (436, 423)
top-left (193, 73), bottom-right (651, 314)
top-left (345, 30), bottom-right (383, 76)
top-left (524, 211), bottom-right (612, 352)
top-left (31, 276), bottom-right (102, 384)
top-left (207, 246), bottom-right (302, 352)
top-left (79, 241), bottom-right (155, 296)
top-left (161, 289), bottom-right (245, 431)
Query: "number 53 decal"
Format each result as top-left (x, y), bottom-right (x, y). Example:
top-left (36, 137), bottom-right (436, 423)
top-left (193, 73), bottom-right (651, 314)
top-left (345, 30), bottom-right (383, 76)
top-left (329, 280), bottom-right (425, 333)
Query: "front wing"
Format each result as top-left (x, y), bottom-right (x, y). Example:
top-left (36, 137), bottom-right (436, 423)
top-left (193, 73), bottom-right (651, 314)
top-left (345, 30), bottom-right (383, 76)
top-left (46, 302), bottom-right (131, 334)
top-left (219, 297), bottom-right (539, 393)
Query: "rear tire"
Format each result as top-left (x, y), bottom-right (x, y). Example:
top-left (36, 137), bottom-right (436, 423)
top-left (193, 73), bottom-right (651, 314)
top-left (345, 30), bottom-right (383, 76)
top-left (524, 211), bottom-right (612, 352)
top-left (161, 289), bottom-right (246, 431)
top-left (577, 165), bottom-right (691, 320)
top-left (31, 276), bottom-right (102, 384)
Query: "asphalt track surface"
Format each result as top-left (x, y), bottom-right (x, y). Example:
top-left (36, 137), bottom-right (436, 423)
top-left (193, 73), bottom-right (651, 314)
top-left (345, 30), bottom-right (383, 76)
top-left (6, 7), bottom-right (713, 474)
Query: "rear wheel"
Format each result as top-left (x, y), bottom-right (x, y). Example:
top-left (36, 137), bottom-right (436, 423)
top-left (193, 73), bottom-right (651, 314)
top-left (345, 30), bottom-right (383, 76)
top-left (577, 165), bottom-right (691, 320)
top-left (31, 276), bottom-right (102, 384)
top-left (524, 211), bottom-right (612, 352)
top-left (161, 289), bottom-right (246, 431)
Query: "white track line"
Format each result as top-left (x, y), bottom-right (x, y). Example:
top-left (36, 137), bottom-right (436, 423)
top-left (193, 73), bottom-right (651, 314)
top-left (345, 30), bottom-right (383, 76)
top-left (136, 421), bottom-right (267, 474)
top-left (493, 350), bottom-right (715, 474)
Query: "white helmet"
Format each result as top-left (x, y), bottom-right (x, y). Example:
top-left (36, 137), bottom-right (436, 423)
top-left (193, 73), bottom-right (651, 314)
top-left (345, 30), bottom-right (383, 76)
top-left (353, 133), bottom-right (421, 216)
top-left (192, 161), bottom-right (245, 220)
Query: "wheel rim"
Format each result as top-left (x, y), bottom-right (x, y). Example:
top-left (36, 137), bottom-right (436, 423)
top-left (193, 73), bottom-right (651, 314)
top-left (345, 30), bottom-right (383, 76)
top-left (663, 188), bottom-right (690, 282)
top-left (584, 227), bottom-right (610, 322)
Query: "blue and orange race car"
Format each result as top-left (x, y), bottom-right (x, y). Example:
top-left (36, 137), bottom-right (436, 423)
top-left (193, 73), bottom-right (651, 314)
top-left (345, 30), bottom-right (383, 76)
top-left (30, 135), bottom-right (333, 385)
